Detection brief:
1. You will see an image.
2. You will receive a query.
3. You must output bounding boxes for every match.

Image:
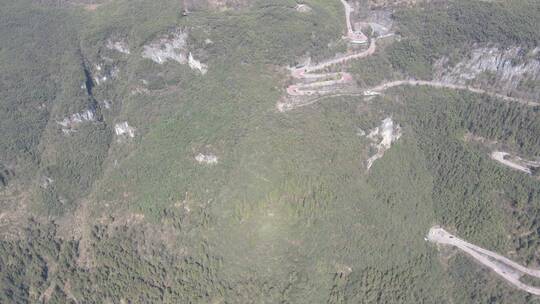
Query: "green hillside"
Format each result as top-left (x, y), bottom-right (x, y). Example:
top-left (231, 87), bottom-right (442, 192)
top-left (1, 0), bottom-right (539, 303)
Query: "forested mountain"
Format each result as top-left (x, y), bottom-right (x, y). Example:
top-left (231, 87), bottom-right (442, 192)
top-left (1, 0), bottom-right (539, 302)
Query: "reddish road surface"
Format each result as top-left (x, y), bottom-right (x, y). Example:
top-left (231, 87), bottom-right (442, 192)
top-left (340, 0), bottom-right (368, 44)
top-left (280, 0), bottom-right (539, 111)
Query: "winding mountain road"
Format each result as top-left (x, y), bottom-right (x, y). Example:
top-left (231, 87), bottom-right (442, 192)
top-left (280, 0), bottom-right (539, 111)
top-left (283, 0), bottom-right (375, 103)
top-left (340, 0), bottom-right (368, 44)
top-left (428, 226), bottom-right (540, 295)
top-left (283, 1), bottom-right (540, 296)
top-left (283, 0), bottom-right (540, 296)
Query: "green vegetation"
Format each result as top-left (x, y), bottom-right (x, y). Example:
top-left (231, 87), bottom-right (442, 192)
top-left (389, 87), bottom-right (540, 250)
top-left (391, 0), bottom-right (540, 78)
top-left (396, 0), bottom-right (540, 53)
top-left (0, 1), bottom-right (78, 181)
top-left (449, 255), bottom-right (533, 303)
top-left (1, 0), bottom-right (540, 302)
top-left (351, 0), bottom-right (540, 84)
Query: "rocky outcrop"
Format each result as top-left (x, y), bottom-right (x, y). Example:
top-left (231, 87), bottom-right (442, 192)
top-left (434, 46), bottom-right (540, 100)
top-left (141, 29), bottom-right (209, 74)
top-left (114, 121), bottom-right (135, 139)
top-left (195, 153), bottom-right (218, 165)
top-left (188, 52), bottom-right (208, 75)
top-left (364, 117), bottom-right (402, 170)
top-left (295, 4), bottom-right (312, 13)
top-left (93, 63), bottom-right (119, 86)
top-left (57, 108), bottom-right (96, 134)
top-left (142, 30), bottom-right (189, 64)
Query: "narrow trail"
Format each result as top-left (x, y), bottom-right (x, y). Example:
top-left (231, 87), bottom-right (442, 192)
top-left (428, 226), bottom-right (540, 295)
top-left (280, 0), bottom-right (539, 111)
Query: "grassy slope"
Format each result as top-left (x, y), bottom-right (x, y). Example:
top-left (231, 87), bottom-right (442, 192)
top-left (84, 1), bottom-right (447, 301)
top-left (1, 0), bottom-right (539, 303)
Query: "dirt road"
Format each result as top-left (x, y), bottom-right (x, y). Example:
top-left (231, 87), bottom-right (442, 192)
top-left (491, 151), bottom-right (532, 174)
top-left (279, 77), bottom-right (539, 111)
top-left (491, 151), bottom-right (540, 174)
top-left (428, 226), bottom-right (540, 295)
top-left (287, 72), bottom-right (353, 96)
top-left (367, 80), bottom-right (539, 106)
top-left (291, 39), bottom-right (376, 78)
top-left (340, 0), bottom-right (368, 44)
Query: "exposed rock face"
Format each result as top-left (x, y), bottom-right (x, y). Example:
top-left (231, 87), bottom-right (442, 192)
top-left (114, 121), bottom-right (135, 139)
top-left (295, 4), bottom-right (312, 13)
top-left (195, 153), bottom-right (218, 165)
top-left (434, 46), bottom-right (540, 100)
top-left (141, 29), bottom-right (209, 74)
top-left (364, 117), bottom-right (402, 170)
top-left (142, 30), bottom-right (189, 64)
top-left (57, 108), bottom-right (96, 133)
top-left (93, 63), bottom-right (119, 86)
top-left (106, 39), bottom-right (130, 54)
top-left (188, 52), bottom-right (208, 74)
